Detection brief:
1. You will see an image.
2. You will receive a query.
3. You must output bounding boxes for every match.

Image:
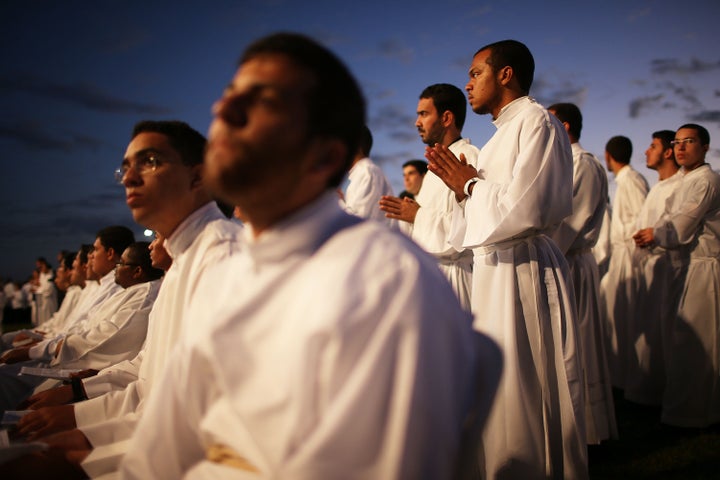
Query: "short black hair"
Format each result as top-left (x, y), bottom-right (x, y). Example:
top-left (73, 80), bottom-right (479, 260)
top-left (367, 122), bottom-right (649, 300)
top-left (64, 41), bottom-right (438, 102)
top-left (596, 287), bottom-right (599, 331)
top-left (677, 123), bottom-right (710, 146)
top-left (652, 130), bottom-right (676, 151)
top-left (125, 241), bottom-right (164, 280)
top-left (606, 136), bottom-right (633, 164)
top-left (96, 226), bottom-right (135, 258)
top-left (476, 39), bottom-right (535, 94)
top-left (132, 120), bottom-right (207, 166)
top-left (420, 83), bottom-right (467, 130)
top-left (402, 159), bottom-right (428, 175)
top-left (241, 32), bottom-right (366, 188)
top-left (548, 103), bottom-right (582, 140)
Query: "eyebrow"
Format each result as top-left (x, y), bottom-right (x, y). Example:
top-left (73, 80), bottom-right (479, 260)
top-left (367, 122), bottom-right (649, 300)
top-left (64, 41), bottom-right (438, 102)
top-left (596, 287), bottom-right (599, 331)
top-left (123, 148), bottom-right (163, 163)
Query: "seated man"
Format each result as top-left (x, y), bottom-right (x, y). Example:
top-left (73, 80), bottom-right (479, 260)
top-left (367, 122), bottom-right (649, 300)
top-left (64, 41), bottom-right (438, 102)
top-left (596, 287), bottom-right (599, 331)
top-left (0, 241), bottom-right (162, 411)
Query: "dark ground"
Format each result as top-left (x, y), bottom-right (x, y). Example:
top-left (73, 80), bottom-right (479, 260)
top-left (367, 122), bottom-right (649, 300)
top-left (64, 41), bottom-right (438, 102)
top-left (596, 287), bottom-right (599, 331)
top-left (589, 389), bottom-right (720, 479)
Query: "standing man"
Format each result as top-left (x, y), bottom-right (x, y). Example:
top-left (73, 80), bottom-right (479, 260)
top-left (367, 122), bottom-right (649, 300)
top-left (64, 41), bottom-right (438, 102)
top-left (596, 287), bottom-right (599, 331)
top-left (399, 159), bottom-right (427, 199)
top-left (341, 125), bottom-right (395, 226)
top-left (548, 102), bottom-right (617, 445)
top-left (600, 135), bottom-right (649, 389)
top-left (380, 83), bottom-right (479, 310)
top-left (625, 130), bottom-right (682, 406)
top-left (427, 40), bottom-right (587, 478)
top-left (119, 33), bottom-right (500, 479)
top-left (634, 123), bottom-right (720, 428)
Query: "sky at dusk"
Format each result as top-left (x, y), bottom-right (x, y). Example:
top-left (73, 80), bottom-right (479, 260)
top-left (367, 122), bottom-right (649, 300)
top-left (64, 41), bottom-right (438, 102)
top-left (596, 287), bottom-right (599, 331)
top-left (1, 0), bottom-right (719, 280)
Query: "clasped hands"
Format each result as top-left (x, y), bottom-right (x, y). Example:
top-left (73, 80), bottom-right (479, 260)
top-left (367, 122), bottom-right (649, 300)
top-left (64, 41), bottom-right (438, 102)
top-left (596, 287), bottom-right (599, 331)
top-left (425, 144), bottom-right (479, 201)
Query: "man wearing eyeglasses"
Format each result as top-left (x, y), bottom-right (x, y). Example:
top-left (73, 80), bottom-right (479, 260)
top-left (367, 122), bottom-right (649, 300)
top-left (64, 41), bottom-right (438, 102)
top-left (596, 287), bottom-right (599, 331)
top-left (0, 238), bottom-right (160, 412)
top-left (633, 123), bottom-right (720, 429)
top-left (4, 121), bottom-right (243, 478)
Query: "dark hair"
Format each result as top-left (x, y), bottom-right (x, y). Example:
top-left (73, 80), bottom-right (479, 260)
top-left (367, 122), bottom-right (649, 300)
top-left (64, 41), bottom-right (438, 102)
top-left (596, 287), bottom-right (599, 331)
top-left (398, 191), bottom-right (415, 200)
top-left (78, 244), bottom-right (93, 265)
top-left (652, 130), bottom-right (676, 151)
top-left (420, 83), bottom-right (467, 130)
top-left (241, 32), bottom-right (366, 187)
top-left (548, 103), bottom-right (582, 140)
top-left (605, 136), bottom-right (633, 164)
top-left (402, 159), bottom-right (428, 175)
top-left (60, 252), bottom-right (75, 270)
top-left (358, 125), bottom-right (373, 157)
top-left (476, 39), bottom-right (535, 94)
top-left (96, 226), bottom-right (135, 258)
top-left (36, 257), bottom-right (51, 269)
top-left (132, 120), bottom-right (207, 166)
top-left (677, 123), bottom-right (710, 146)
top-left (125, 241), bottom-right (164, 281)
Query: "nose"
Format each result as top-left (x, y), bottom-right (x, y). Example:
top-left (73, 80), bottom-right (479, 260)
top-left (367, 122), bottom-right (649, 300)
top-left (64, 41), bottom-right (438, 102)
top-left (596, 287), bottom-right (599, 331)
top-left (213, 94), bottom-right (248, 127)
top-left (122, 163), bottom-right (143, 187)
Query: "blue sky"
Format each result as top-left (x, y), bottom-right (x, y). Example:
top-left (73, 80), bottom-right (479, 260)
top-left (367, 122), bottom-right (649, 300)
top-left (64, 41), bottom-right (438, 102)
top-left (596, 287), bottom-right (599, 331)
top-left (1, 0), bottom-right (719, 280)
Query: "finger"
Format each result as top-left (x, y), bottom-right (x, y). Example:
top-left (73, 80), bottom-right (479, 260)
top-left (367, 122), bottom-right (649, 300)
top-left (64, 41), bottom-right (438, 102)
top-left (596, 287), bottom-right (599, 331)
top-left (459, 153), bottom-right (467, 165)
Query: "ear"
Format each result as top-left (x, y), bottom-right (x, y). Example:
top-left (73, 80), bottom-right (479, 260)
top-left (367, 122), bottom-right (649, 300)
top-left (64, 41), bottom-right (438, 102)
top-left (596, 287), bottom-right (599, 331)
top-left (497, 65), bottom-right (513, 86)
top-left (308, 139), bottom-right (346, 177)
top-left (105, 247), bottom-right (116, 261)
top-left (189, 163), bottom-right (204, 189)
top-left (441, 110), bottom-right (454, 128)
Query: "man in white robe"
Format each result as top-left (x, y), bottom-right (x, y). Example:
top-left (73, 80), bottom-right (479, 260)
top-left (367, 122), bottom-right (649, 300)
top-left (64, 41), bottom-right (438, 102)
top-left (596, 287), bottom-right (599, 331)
top-left (634, 123), bottom-right (720, 428)
top-left (118, 33), bottom-right (501, 480)
top-left (380, 83), bottom-right (480, 310)
top-left (548, 103), bottom-right (617, 445)
top-left (341, 125), bottom-right (396, 227)
top-left (8, 121), bottom-right (243, 477)
top-left (0, 241), bottom-right (160, 411)
top-left (625, 130), bottom-right (682, 406)
top-left (599, 135), bottom-right (649, 389)
top-left (32, 258), bottom-right (57, 326)
top-left (426, 40), bottom-right (587, 479)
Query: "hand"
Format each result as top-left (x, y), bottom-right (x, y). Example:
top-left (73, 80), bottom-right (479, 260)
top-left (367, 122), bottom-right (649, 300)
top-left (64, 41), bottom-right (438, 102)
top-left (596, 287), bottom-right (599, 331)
top-left (0, 346), bottom-right (31, 364)
top-left (633, 228), bottom-right (654, 247)
top-left (14, 405), bottom-right (77, 440)
top-left (21, 384), bottom-right (74, 410)
top-left (378, 195), bottom-right (420, 223)
top-left (425, 144), bottom-right (479, 201)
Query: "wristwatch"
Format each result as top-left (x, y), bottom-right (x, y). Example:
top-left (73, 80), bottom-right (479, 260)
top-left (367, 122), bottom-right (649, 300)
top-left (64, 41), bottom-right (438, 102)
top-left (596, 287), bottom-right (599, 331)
top-left (463, 177), bottom-right (480, 196)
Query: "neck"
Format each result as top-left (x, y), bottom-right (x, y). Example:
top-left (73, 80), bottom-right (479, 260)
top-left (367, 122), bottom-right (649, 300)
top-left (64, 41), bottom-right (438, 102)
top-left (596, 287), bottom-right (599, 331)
top-left (656, 162), bottom-right (679, 181)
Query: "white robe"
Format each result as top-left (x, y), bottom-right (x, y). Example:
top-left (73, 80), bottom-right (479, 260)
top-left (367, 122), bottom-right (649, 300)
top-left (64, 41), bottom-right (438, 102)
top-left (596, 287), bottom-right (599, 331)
top-left (50, 279), bottom-right (160, 370)
top-left (653, 164), bottom-right (720, 427)
top-left (342, 156), bottom-right (395, 227)
top-left (551, 142), bottom-right (617, 445)
top-left (33, 270), bottom-right (58, 326)
top-left (599, 165), bottom-right (648, 388)
top-left (450, 96), bottom-right (587, 479)
top-left (120, 193), bottom-right (500, 480)
top-left (77, 203), bottom-right (243, 477)
top-left (411, 138), bottom-right (479, 310)
top-left (625, 171), bottom-right (683, 405)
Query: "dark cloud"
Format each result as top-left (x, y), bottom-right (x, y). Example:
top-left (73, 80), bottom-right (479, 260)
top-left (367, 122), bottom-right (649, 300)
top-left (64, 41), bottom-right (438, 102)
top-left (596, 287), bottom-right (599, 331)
top-left (531, 74), bottom-right (588, 108)
top-left (369, 103), bottom-right (417, 145)
top-left (687, 110), bottom-right (720, 124)
top-left (376, 39), bottom-right (415, 64)
top-left (650, 58), bottom-right (720, 75)
top-left (0, 73), bottom-right (172, 115)
top-left (628, 94), bottom-right (664, 118)
top-left (0, 121), bottom-right (110, 152)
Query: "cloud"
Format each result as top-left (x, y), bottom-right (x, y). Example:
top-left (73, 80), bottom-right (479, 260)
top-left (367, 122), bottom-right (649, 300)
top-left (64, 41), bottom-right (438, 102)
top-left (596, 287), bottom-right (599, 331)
top-left (531, 74), bottom-right (588, 107)
top-left (628, 94), bottom-right (664, 118)
top-left (0, 121), bottom-right (110, 152)
top-left (650, 58), bottom-right (720, 75)
top-left (0, 73), bottom-right (172, 114)
top-left (369, 103), bottom-right (417, 145)
top-left (376, 39), bottom-right (415, 64)
top-left (687, 110), bottom-right (720, 124)
top-left (627, 7), bottom-right (651, 22)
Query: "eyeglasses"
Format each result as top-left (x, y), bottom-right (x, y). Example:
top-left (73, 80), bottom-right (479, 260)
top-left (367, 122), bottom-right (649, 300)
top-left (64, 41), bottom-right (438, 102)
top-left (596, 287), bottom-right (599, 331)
top-left (115, 261), bottom-right (140, 268)
top-left (114, 154), bottom-right (163, 184)
top-left (670, 138), bottom-right (698, 146)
